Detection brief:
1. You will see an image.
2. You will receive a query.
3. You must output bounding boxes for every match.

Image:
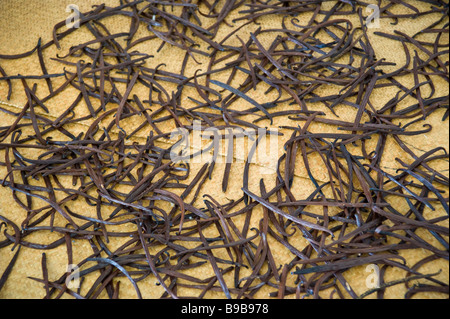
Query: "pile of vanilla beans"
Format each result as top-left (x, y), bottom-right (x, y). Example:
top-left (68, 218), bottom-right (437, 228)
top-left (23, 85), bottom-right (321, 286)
top-left (0, 0), bottom-right (448, 299)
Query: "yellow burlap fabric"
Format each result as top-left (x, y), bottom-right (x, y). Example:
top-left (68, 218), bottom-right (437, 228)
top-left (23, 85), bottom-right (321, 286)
top-left (0, 0), bottom-right (448, 299)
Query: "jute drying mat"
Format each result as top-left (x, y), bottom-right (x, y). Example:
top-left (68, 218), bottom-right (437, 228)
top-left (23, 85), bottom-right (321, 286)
top-left (0, 0), bottom-right (448, 299)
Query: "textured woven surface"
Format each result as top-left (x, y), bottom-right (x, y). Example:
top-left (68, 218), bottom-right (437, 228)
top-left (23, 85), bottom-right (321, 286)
top-left (0, 0), bottom-right (448, 299)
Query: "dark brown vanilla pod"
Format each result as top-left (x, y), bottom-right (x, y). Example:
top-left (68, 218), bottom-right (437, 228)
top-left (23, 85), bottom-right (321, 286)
top-left (0, 246), bottom-right (22, 291)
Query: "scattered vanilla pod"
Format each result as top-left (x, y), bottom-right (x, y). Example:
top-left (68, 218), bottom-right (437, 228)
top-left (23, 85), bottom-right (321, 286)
top-left (0, 0), bottom-right (448, 299)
